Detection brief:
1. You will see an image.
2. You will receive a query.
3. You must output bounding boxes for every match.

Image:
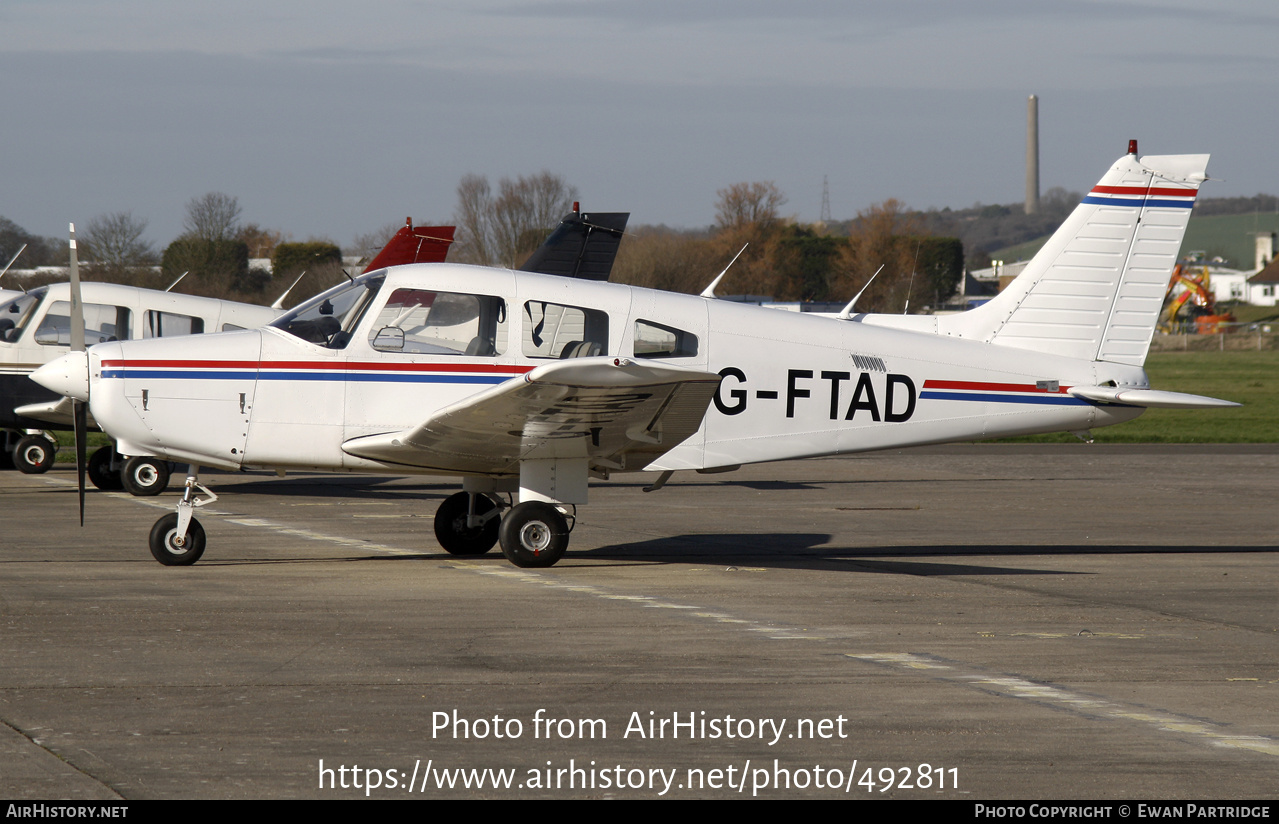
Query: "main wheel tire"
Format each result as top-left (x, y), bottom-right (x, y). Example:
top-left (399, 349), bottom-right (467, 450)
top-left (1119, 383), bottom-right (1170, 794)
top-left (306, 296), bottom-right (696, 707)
top-left (148, 513), bottom-right (206, 566)
top-left (498, 501), bottom-right (569, 568)
top-left (122, 457), bottom-right (170, 496)
top-left (88, 446), bottom-right (124, 490)
top-left (433, 492), bottom-right (500, 555)
top-left (14, 435), bottom-right (55, 474)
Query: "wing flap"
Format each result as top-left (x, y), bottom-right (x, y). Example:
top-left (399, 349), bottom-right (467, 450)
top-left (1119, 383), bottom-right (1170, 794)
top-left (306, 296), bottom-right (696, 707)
top-left (342, 357), bottom-right (721, 474)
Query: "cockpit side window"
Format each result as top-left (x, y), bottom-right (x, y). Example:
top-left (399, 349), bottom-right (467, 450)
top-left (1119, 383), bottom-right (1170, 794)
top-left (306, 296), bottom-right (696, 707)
top-left (368, 288), bottom-right (507, 356)
top-left (0, 291), bottom-right (41, 344)
top-left (522, 301), bottom-right (608, 358)
top-left (272, 276), bottom-right (383, 349)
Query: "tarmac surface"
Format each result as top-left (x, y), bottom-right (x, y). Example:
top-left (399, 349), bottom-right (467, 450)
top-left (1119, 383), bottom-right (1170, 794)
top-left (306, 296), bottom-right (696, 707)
top-left (2, 443), bottom-right (1276, 800)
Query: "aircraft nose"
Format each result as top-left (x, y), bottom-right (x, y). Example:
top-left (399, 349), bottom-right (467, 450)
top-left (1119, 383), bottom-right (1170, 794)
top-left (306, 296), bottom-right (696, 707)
top-left (31, 351), bottom-right (90, 401)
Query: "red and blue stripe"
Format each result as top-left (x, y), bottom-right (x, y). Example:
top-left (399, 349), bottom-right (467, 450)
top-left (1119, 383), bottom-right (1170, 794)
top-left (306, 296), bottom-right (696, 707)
top-left (1081, 184), bottom-right (1197, 209)
top-left (100, 359), bottom-right (534, 386)
top-left (920, 379), bottom-right (1091, 406)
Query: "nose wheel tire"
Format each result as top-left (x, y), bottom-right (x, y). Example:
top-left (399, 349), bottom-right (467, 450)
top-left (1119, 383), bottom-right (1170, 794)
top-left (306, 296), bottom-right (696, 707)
top-left (433, 492), bottom-right (500, 555)
top-left (14, 435), bottom-right (55, 474)
top-left (122, 457), bottom-right (171, 496)
top-left (498, 501), bottom-right (569, 568)
top-left (149, 513), bottom-right (206, 566)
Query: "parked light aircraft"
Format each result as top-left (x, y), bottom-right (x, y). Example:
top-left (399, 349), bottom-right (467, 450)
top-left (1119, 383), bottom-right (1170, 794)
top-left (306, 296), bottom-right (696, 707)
top-left (33, 144), bottom-right (1237, 568)
top-left (1, 281), bottom-right (280, 488)
top-left (1, 220), bottom-right (455, 488)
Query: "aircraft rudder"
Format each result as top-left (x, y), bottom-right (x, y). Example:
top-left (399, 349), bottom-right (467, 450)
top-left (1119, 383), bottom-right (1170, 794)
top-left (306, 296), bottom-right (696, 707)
top-left (946, 147), bottom-right (1208, 366)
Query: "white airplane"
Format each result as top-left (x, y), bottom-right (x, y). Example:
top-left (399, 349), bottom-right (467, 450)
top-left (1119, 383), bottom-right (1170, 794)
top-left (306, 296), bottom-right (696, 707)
top-left (1, 281), bottom-right (280, 489)
top-left (0, 220), bottom-right (458, 490)
top-left (33, 143), bottom-right (1237, 568)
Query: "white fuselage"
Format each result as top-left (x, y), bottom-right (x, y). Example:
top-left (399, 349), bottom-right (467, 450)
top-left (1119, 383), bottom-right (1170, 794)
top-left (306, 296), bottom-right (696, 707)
top-left (76, 264), bottom-right (1146, 475)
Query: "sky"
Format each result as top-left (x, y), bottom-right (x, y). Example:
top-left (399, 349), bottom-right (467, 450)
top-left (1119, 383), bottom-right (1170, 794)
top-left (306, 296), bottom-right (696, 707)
top-left (3, 0), bottom-right (1278, 250)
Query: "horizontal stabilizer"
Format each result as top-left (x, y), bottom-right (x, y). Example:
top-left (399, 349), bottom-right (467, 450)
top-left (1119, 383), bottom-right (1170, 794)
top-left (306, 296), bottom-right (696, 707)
top-left (1067, 386), bottom-right (1239, 409)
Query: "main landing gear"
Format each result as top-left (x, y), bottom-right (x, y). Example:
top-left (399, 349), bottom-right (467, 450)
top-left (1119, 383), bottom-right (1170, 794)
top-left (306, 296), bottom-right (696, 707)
top-left (432, 492), bottom-right (572, 568)
top-left (3, 431), bottom-right (171, 495)
top-left (86, 444), bottom-right (172, 495)
top-left (4, 430), bottom-right (58, 474)
top-left (144, 463), bottom-right (582, 569)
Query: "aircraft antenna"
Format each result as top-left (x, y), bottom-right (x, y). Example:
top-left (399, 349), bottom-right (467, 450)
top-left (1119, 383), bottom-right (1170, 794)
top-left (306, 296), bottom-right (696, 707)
top-left (271, 270), bottom-right (308, 310)
top-left (164, 271), bottom-right (189, 292)
top-left (700, 243), bottom-right (749, 299)
top-left (0, 243), bottom-right (27, 285)
top-left (903, 239), bottom-right (922, 314)
top-left (836, 264), bottom-right (885, 319)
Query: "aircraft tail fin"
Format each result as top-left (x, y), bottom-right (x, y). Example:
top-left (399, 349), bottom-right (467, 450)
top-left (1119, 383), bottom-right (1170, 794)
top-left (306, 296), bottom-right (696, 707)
top-left (362, 220), bottom-right (456, 273)
top-left (947, 145), bottom-right (1209, 366)
top-left (519, 206), bottom-right (629, 281)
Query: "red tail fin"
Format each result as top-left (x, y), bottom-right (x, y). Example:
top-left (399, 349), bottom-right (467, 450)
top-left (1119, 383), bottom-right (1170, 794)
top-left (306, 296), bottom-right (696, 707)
top-left (362, 219), bottom-right (456, 272)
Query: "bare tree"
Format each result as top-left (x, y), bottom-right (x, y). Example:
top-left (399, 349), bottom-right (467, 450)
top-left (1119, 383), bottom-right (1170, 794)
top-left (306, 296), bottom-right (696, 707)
top-left (350, 221), bottom-right (403, 261)
top-left (834, 198), bottom-right (925, 313)
top-left (238, 223), bottom-right (286, 259)
top-left (82, 211), bottom-right (154, 271)
top-left (452, 174), bottom-right (493, 265)
top-left (714, 182), bottom-right (787, 234)
top-left (183, 192), bottom-right (242, 242)
top-left (611, 226), bottom-right (718, 294)
top-left (452, 171), bottom-right (578, 268)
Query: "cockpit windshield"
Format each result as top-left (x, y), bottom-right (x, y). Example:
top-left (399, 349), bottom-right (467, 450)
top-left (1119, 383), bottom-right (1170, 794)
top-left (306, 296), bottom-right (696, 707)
top-left (270, 274), bottom-right (384, 348)
top-left (0, 287), bottom-right (44, 344)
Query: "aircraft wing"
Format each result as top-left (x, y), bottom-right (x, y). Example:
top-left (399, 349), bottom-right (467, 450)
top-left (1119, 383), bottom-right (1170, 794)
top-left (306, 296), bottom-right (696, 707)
top-left (341, 358), bottom-right (721, 475)
top-left (14, 396), bottom-right (99, 428)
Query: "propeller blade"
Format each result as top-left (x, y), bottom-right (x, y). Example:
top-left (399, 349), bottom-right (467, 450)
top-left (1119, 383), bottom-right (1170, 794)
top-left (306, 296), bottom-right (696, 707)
top-left (69, 224), bottom-right (84, 353)
top-left (69, 224), bottom-right (88, 526)
top-left (74, 400), bottom-right (87, 526)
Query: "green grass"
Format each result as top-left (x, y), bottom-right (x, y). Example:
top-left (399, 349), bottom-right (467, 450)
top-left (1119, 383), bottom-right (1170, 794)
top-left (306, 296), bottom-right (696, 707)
top-left (1225, 304), bottom-right (1279, 325)
top-left (995, 350), bottom-right (1279, 443)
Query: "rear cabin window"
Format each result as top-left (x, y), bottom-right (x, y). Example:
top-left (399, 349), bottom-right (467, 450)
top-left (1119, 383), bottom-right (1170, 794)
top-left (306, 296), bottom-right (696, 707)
top-left (144, 310), bottom-right (205, 338)
top-left (634, 319), bottom-right (698, 359)
top-left (522, 301), bottom-right (608, 358)
top-left (368, 288), bottom-right (507, 356)
top-left (35, 301), bottom-right (130, 346)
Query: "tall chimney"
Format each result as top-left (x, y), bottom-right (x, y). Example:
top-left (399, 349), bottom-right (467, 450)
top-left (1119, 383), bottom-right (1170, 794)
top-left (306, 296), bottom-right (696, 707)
top-left (1025, 94), bottom-right (1040, 215)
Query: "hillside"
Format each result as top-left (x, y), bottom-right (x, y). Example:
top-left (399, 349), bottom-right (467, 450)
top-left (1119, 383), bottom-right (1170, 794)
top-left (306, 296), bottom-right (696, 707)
top-left (980, 196), bottom-right (1279, 269)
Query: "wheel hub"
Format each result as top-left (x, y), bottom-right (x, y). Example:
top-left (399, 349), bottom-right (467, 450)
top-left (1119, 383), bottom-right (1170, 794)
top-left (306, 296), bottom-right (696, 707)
top-left (519, 521), bottom-right (551, 554)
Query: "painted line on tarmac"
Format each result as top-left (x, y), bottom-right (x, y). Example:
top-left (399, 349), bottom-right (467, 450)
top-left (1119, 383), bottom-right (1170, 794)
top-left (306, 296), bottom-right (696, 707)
top-left (449, 562), bottom-right (824, 640)
top-left (847, 652), bottom-right (1279, 758)
top-left (40, 476), bottom-right (424, 556)
top-left (52, 475), bottom-right (1277, 758)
